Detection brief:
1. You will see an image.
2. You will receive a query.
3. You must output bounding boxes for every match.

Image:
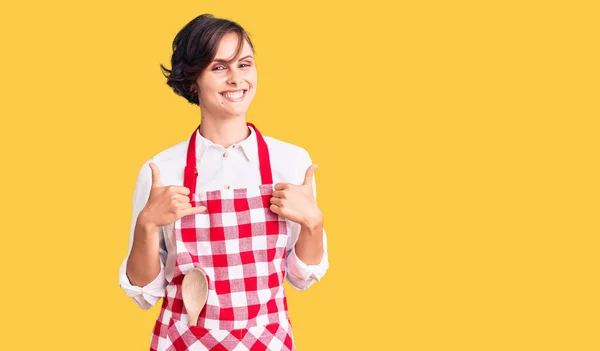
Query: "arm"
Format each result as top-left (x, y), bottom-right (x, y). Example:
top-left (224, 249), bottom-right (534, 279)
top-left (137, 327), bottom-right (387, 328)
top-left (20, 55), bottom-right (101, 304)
top-left (285, 150), bottom-right (330, 291)
top-left (126, 213), bottom-right (161, 287)
top-left (118, 160), bottom-right (168, 309)
top-left (294, 211), bottom-right (324, 265)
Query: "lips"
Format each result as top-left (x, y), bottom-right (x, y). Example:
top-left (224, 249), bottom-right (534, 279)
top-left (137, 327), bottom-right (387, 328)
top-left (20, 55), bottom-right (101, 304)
top-left (220, 89), bottom-right (247, 102)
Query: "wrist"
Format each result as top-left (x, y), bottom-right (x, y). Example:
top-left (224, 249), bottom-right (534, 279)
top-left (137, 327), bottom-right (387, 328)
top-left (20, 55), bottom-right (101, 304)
top-left (301, 213), bottom-right (323, 234)
top-left (137, 210), bottom-right (158, 232)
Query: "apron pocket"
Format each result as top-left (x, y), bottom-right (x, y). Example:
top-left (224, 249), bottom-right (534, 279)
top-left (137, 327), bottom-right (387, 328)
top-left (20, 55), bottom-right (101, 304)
top-left (166, 318), bottom-right (230, 350)
top-left (165, 317), bottom-right (293, 350)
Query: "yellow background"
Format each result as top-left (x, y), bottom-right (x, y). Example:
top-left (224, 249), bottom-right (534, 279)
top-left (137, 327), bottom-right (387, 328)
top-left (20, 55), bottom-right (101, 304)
top-left (1, 1), bottom-right (598, 350)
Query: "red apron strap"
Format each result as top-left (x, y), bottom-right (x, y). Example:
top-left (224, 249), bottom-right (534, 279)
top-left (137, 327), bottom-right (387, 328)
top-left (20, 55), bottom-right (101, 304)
top-left (183, 122), bottom-right (273, 202)
top-left (183, 125), bottom-right (199, 203)
top-left (247, 122), bottom-right (274, 185)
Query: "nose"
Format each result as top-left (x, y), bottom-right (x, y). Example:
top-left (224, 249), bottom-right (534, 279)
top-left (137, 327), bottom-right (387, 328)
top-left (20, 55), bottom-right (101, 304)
top-left (227, 69), bottom-right (243, 86)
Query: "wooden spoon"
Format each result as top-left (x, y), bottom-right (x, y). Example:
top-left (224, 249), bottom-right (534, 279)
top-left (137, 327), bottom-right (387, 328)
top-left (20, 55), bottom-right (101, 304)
top-left (181, 268), bottom-right (209, 327)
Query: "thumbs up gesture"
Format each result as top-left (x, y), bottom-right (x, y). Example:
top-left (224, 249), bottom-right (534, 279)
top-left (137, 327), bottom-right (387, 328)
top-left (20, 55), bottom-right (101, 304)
top-left (270, 164), bottom-right (323, 230)
top-left (139, 162), bottom-right (207, 228)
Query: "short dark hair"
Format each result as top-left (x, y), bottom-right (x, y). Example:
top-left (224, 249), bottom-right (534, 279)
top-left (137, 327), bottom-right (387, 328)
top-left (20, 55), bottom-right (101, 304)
top-left (160, 14), bottom-right (255, 106)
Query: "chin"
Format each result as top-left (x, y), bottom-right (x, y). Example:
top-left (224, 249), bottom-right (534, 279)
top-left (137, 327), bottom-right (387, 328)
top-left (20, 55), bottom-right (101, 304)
top-left (222, 107), bottom-right (248, 117)
top-left (231, 110), bottom-right (249, 117)
top-left (231, 104), bottom-right (251, 114)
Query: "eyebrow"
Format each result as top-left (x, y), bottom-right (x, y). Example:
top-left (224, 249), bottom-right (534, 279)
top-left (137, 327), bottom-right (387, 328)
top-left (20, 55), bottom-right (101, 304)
top-left (212, 55), bottom-right (254, 63)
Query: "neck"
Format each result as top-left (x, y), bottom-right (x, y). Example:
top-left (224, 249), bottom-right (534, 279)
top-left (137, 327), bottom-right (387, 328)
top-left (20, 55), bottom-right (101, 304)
top-left (198, 114), bottom-right (250, 148)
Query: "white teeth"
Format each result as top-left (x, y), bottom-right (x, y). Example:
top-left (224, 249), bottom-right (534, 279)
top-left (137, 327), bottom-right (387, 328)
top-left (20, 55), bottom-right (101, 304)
top-left (222, 91), bottom-right (244, 99)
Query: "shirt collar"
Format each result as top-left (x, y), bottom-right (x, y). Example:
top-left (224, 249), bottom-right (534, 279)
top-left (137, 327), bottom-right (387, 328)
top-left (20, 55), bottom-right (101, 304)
top-left (235, 125), bottom-right (257, 162)
top-left (194, 125), bottom-right (257, 162)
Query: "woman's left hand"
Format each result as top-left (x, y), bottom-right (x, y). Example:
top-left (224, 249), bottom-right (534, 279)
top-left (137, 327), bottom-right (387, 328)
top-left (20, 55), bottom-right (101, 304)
top-left (270, 164), bottom-right (323, 230)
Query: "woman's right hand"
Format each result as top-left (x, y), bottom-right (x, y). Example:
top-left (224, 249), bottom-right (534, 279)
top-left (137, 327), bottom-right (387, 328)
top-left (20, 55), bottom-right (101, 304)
top-left (138, 162), bottom-right (207, 228)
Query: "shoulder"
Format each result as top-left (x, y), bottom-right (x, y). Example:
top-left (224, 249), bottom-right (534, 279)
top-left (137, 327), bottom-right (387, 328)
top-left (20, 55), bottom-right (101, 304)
top-left (264, 135), bottom-right (309, 158)
top-left (263, 135), bottom-right (313, 185)
top-left (135, 138), bottom-right (189, 186)
top-left (149, 139), bottom-right (188, 165)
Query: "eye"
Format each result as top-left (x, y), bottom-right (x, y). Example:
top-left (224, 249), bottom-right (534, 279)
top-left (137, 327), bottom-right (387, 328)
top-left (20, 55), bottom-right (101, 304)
top-left (240, 63), bottom-right (251, 68)
top-left (212, 65), bottom-right (226, 71)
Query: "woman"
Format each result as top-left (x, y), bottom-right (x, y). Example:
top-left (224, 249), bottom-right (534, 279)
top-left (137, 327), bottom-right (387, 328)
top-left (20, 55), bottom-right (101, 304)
top-left (118, 14), bottom-right (329, 351)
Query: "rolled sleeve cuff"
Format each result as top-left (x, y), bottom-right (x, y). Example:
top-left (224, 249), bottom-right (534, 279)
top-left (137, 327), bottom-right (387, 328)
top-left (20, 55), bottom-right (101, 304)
top-left (119, 258), bottom-right (166, 310)
top-left (287, 246), bottom-right (329, 283)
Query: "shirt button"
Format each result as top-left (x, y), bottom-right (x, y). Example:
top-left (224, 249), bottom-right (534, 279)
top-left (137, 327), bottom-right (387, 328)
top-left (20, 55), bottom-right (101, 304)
top-left (223, 151), bottom-right (228, 158)
top-left (232, 145), bottom-right (237, 148)
top-left (224, 184), bottom-right (231, 190)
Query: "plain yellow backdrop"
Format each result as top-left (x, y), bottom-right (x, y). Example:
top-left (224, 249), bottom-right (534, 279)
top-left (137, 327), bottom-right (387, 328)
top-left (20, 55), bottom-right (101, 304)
top-left (0, 1), bottom-right (598, 350)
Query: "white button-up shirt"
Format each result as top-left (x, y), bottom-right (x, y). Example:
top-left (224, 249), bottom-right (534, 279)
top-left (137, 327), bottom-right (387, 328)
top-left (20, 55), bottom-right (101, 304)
top-left (118, 125), bottom-right (329, 310)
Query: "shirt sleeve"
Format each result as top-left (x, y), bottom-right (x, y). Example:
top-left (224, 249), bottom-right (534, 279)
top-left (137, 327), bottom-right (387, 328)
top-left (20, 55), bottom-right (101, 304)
top-left (286, 225), bottom-right (329, 291)
top-left (285, 148), bottom-right (330, 291)
top-left (118, 159), bottom-right (168, 309)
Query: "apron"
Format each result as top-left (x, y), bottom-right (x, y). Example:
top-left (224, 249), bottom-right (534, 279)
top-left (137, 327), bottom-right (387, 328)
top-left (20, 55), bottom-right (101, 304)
top-left (150, 122), bottom-right (295, 351)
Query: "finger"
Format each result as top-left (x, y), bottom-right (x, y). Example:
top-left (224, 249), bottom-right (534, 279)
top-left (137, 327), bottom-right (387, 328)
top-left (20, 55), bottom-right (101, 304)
top-left (302, 164), bottom-right (318, 186)
top-left (172, 193), bottom-right (190, 203)
top-left (167, 186), bottom-right (191, 196)
top-left (149, 162), bottom-right (162, 187)
top-left (180, 206), bottom-right (207, 217)
top-left (270, 197), bottom-right (283, 207)
top-left (272, 190), bottom-right (286, 199)
top-left (274, 183), bottom-right (288, 191)
top-left (176, 202), bottom-right (192, 210)
top-left (269, 204), bottom-right (282, 216)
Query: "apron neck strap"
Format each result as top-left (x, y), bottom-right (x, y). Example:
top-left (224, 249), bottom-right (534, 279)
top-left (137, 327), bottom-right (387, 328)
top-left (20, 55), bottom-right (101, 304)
top-left (184, 122), bottom-right (273, 197)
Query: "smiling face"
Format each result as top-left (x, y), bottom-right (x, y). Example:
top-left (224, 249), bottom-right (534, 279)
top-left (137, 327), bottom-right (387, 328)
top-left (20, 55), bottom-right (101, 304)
top-left (194, 32), bottom-right (257, 119)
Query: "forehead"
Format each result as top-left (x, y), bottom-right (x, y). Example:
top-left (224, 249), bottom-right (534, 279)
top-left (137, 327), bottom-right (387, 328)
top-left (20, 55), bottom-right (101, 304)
top-left (215, 32), bottom-right (253, 60)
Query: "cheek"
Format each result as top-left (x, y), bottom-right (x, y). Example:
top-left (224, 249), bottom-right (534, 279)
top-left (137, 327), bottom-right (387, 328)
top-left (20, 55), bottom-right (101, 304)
top-left (247, 79), bottom-right (258, 95)
top-left (201, 86), bottom-right (222, 102)
top-left (198, 76), bottom-right (220, 94)
top-left (245, 68), bottom-right (258, 85)
top-left (248, 88), bottom-right (257, 101)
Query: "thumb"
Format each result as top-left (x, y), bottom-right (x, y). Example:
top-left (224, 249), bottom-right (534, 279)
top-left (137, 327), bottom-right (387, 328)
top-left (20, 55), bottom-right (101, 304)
top-left (149, 162), bottom-right (162, 187)
top-left (302, 164), bottom-right (318, 187)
